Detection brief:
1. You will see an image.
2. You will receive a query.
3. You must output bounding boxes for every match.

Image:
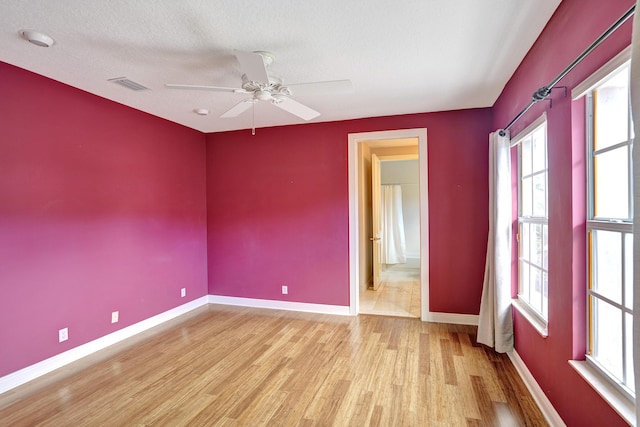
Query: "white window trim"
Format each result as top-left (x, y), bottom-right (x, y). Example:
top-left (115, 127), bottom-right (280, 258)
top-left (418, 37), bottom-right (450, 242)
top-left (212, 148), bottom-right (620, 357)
top-left (511, 113), bottom-right (547, 147)
top-left (572, 45), bottom-right (631, 100)
top-left (512, 298), bottom-right (548, 337)
top-left (569, 360), bottom-right (635, 425)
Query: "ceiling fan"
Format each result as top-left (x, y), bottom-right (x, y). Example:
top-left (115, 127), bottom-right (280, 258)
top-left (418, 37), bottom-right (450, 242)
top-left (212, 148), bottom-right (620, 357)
top-left (166, 50), bottom-right (352, 122)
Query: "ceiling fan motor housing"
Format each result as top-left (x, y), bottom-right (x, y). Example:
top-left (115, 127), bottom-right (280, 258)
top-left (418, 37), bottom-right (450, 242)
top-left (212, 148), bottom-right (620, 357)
top-left (241, 73), bottom-right (282, 89)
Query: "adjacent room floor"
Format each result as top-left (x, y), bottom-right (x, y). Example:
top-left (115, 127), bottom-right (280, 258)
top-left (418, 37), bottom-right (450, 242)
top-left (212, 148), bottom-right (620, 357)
top-left (359, 263), bottom-right (421, 318)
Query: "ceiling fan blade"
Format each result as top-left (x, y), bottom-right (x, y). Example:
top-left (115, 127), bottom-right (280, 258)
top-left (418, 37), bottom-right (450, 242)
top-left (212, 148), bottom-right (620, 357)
top-left (273, 98), bottom-right (320, 121)
top-left (234, 50), bottom-right (270, 83)
top-left (286, 80), bottom-right (353, 96)
top-left (165, 83), bottom-right (242, 93)
top-left (221, 99), bottom-right (254, 118)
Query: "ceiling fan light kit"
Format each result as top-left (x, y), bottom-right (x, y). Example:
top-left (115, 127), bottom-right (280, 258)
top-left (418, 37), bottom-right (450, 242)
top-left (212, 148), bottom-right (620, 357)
top-left (254, 89), bottom-right (272, 101)
top-left (166, 50), bottom-right (352, 133)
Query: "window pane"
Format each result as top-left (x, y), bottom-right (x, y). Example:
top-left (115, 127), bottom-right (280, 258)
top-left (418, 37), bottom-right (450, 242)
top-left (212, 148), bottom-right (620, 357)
top-left (521, 223), bottom-right (530, 261)
top-left (594, 67), bottom-right (629, 151)
top-left (520, 262), bottom-right (530, 301)
top-left (594, 147), bottom-right (629, 219)
top-left (543, 224), bottom-right (548, 270)
top-left (593, 230), bottom-right (622, 304)
top-left (522, 137), bottom-right (532, 176)
top-left (522, 177), bottom-right (532, 216)
top-left (542, 271), bottom-right (548, 319)
top-left (625, 233), bottom-right (633, 310)
top-left (532, 126), bottom-right (546, 173)
top-left (532, 224), bottom-right (543, 267)
top-left (626, 313), bottom-right (635, 392)
top-left (533, 173), bottom-right (546, 217)
top-left (531, 267), bottom-right (542, 313)
top-left (593, 297), bottom-right (623, 380)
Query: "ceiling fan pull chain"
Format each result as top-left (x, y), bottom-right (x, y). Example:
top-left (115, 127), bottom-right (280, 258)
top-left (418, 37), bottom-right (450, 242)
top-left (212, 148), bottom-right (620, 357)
top-left (252, 101), bottom-right (256, 136)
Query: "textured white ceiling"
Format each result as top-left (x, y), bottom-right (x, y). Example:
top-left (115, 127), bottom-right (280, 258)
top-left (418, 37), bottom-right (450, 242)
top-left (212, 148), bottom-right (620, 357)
top-left (1, 0), bottom-right (561, 133)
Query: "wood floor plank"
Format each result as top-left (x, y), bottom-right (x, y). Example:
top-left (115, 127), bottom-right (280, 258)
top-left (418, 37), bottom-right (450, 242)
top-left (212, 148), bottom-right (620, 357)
top-left (449, 331), bottom-right (464, 356)
top-left (418, 331), bottom-right (430, 376)
top-left (402, 333), bottom-right (422, 421)
top-left (347, 390), bottom-right (375, 426)
top-left (470, 374), bottom-right (494, 425)
top-left (452, 346), bottom-right (483, 421)
top-left (0, 306), bottom-right (549, 426)
top-left (369, 404), bottom-right (384, 427)
top-left (440, 338), bottom-right (458, 386)
top-left (462, 335), bottom-right (507, 404)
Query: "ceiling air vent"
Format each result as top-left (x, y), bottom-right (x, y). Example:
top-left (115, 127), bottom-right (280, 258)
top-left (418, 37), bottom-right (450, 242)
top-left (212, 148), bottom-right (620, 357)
top-left (108, 77), bottom-right (149, 91)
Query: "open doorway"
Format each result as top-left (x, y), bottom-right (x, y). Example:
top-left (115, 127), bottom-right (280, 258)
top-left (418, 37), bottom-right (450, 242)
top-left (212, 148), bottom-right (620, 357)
top-left (361, 154), bottom-right (420, 317)
top-left (347, 128), bottom-right (429, 320)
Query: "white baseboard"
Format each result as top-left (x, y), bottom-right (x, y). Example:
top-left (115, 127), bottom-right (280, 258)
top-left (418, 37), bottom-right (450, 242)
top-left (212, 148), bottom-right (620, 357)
top-left (0, 296), bottom-right (208, 395)
top-left (208, 295), bottom-right (351, 316)
top-left (508, 350), bottom-right (566, 427)
top-left (426, 312), bottom-right (479, 325)
top-left (404, 256), bottom-right (420, 269)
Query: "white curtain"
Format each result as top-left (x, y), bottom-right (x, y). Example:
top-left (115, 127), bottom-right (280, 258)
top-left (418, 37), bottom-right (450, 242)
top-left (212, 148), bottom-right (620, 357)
top-left (380, 185), bottom-right (407, 264)
top-left (630, 0), bottom-right (640, 421)
top-left (477, 131), bottom-right (514, 353)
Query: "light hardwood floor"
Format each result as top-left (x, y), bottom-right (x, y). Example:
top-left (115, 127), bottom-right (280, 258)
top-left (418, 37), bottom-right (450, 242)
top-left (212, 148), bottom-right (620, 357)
top-left (0, 305), bottom-right (547, 426)
top-left (360, 264), bottom-right (421, 318)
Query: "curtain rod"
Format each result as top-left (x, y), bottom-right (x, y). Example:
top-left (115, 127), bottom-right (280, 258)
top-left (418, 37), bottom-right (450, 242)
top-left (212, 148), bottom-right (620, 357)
top-left (499, 4), bottom-right (636, 137)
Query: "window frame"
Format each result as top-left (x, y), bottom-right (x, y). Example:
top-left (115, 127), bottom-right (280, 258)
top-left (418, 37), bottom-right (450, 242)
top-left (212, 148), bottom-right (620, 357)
top-left (512, 114), bottom-right (549, 336)
top-left (569, 46), bottom-right (634, 424)
top-left (584, 58), bottom-right (634, 400)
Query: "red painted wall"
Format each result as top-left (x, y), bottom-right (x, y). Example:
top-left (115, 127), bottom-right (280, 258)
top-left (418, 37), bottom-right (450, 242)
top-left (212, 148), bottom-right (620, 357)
top-left (0, 62), bottom-right (208, 377)
top-left (493, 0), bottom-right (634, 425)
top-left (206, 109), bottom-right (493, 312)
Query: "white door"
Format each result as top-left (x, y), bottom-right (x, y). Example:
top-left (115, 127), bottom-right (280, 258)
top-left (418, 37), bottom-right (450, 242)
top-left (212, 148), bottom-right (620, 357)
top-left (371, 153), bottom-right (382, 290)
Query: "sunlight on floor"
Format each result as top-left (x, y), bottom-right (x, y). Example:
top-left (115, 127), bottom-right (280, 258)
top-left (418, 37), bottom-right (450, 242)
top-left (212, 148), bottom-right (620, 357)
top-left (359, 264), bottom-right (420, 318)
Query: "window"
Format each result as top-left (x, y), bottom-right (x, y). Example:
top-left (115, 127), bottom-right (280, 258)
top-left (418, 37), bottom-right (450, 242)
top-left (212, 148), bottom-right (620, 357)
top-left (586, 61), bottom-right (634, 397)
top-left (514, 116), bottom-right (549, 333)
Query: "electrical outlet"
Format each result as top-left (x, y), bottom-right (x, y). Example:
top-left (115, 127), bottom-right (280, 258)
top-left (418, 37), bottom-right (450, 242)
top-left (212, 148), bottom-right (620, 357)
top-left (181, 288), bottom-right (186, 297)
top-left (58, 327), bottom-right (68, 343)
top-left (111, 311), bottom-right (119, 324)
top-left (282, 285), bottom-right (288, 295)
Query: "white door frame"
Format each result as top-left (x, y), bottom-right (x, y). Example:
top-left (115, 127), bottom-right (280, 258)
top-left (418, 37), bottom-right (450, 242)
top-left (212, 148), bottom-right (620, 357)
top-left (347, 128), bottom-right (429, 320)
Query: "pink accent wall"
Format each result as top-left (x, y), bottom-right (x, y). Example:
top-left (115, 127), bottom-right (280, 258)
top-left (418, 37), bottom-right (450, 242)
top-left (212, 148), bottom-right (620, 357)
top-left (206, 110), bottom-right (492, 312)
top-left (493, 0), bottom-right (633, 425)
top-left (0, 62), bottom-right (208, 377)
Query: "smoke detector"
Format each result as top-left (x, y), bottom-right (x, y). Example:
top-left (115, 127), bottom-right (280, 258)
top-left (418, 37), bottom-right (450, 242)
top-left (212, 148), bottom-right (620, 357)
top-left (20, 30), bottom-right (54, 47)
